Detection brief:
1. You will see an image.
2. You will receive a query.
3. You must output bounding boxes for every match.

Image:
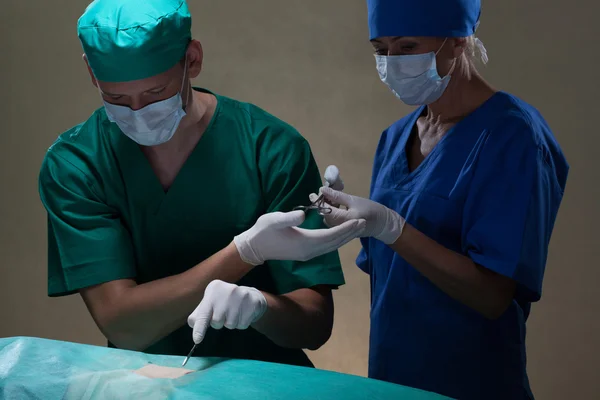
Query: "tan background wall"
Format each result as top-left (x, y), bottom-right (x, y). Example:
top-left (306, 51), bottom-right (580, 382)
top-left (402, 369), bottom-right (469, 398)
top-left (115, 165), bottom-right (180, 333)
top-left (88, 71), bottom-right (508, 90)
top-left (1, 1), bottom-right (598, 398)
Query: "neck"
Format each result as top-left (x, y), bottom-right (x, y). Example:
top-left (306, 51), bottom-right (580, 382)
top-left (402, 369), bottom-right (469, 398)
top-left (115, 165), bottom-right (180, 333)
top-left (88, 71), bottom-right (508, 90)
top-left (177, 86), bottom-right (209, 132)
top-left (426, 59), bottom-right (496, 123)
top-left (148, 87), bottom-right (212, 153)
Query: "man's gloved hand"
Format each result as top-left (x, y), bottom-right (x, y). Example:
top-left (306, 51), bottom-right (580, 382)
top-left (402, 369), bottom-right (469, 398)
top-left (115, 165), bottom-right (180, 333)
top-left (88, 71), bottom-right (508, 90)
top-left (188, 280), bottom-right (267, 344)
top-left (310, 187), bottom-right (405, 245)
top-left (233, 210), bottom-right (366, 266)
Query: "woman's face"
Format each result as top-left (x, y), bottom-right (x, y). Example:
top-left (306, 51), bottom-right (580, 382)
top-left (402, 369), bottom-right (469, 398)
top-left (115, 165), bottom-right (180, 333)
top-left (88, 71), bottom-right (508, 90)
top-left (371, 36), bottom-right (464, 77)
top-left (371, 36), bottom-right (446, 56)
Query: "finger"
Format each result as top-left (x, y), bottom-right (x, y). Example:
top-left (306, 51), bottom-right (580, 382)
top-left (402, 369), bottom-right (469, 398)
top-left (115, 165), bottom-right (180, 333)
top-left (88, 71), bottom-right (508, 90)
top-left (236, 299), bottom-right (255, 330)
top-left (295, 218), bottom-right (364, 241)
top-left (311, 192), bottom-right (341, 211)
top-left (296, 219), bottom-right (366, 259)
top-left (224, 308), bottom-right (241, 330)
top-left (326, 219), bottom-right (367, 248)
top-left (190, 305), bottom-right (213, 344)
top-left (324, 165), bottom-right (344, 191)
top-left (188, 298), bottom-right (211, 328)
top-left (210, 308), bottom-right (226, 330)
top-left (322, 206), bottom-right (352, 228)
top-left (324, 165), bottom-right (339, 186)
top-left (313, 219), bottom-right (366, 255)
top-left (325, 218), bottom-right (366, 243)
top-left (320, 187), bottom-right (352, 207)
top-left (270, 210), bottom-right (306, 229)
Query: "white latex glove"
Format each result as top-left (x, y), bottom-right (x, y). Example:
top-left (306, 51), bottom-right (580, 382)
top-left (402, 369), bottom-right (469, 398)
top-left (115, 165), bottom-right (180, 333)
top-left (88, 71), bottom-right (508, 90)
top-left (233, 210), bottom-right (366, 266)
top-left (323, 165), bottom-right (345, 191)
top-left (187, 280), bottom-right (267, 344)
top-left (310, 187), bottom-right (405, 245)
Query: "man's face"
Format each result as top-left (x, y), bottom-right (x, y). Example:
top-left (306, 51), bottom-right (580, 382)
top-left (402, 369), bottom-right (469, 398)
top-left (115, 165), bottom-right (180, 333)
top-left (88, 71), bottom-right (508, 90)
top-left (86, 40), bottom-right (203, 111)
top-left (94, 61), bottom-right (186, 111)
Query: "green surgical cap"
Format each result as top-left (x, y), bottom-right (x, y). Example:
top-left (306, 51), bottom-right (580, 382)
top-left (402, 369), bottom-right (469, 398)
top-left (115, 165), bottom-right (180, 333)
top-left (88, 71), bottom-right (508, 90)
top-left (77, 0), bottom-right (192, 82)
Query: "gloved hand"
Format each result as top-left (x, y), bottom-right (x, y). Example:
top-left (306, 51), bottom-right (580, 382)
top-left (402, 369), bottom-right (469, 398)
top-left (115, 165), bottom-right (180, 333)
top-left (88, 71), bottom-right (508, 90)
top-left (188, 280), bottom-right (267, 344)
top-left (310, 187), bottom-right (405, 245)
top-left (233, 210), bottom-right (366, 266)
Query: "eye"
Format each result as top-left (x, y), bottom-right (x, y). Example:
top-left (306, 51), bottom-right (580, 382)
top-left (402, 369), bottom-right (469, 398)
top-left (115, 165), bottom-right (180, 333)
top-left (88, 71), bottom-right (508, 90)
top-left (400, 44), bottom-right (417, 52)
top-left (108, 94), bottom-right (123, 100)
top-left (373, 48), bottom-right (388, 56)
top-left (149, 88), bottom-right (166, 95)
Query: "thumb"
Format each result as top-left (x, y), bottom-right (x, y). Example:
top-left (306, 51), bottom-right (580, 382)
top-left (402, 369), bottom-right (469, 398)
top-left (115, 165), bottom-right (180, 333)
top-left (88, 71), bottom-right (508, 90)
top-left (269, 210), bottom-right (306, 229)
top-left (321, 187), bottom-right (352, 207)
top-left (324, 165), bottom-right (344, 191)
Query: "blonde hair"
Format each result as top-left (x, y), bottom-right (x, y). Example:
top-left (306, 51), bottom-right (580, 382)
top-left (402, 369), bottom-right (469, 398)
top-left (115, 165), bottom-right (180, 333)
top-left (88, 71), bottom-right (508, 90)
top-left (464, 35), bottom-right (489, 65)
top-left (457, 35), bottom-right (488, 79)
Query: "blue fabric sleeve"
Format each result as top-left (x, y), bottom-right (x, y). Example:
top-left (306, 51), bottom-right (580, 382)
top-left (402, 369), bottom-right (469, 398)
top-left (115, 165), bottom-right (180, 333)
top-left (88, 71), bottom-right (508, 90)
top-left (356, 239), bottom-right (371, 274)
top-left (461, 117), bottom-right (565, 302)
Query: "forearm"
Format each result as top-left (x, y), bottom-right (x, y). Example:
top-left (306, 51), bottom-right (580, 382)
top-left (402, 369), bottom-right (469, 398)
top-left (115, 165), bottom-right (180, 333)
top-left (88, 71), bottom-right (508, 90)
top-left (82, 242), bottom-right (254, 350)
top-left (251, 286), bottom-right (334, 351)
top-left (390, 223), bottom-right (516, 319)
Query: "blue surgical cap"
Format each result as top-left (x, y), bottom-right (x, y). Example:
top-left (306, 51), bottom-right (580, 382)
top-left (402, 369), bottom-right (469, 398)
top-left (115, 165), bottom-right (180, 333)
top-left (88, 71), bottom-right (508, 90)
top-left (78, 0), bottom-right (192, 82)
top-left (367, 0), bottom-right (481, 40)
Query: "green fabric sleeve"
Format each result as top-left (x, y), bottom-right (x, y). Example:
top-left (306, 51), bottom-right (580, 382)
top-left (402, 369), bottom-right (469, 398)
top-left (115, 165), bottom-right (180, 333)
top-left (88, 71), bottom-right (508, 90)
top-left (255, 116), bottom-right (345, 294)
top-left (39, 150), bottom-right (137, 297)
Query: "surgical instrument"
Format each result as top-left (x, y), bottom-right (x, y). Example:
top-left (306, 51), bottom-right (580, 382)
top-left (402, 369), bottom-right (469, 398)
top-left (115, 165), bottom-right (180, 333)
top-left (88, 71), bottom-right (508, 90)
top-left (293, 192), bottom-right (332, 216)
top-left (181, 343), bottom-right (197, 367)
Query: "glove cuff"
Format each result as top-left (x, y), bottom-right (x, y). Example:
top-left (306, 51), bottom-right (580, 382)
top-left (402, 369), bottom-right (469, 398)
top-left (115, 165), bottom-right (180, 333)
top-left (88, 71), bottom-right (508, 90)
top-left (250, 288), bottom-right (268, 323)
top-left (233, 233), bottom-right (264, 266)
top-left (376, 208), bottom-right (406, 245)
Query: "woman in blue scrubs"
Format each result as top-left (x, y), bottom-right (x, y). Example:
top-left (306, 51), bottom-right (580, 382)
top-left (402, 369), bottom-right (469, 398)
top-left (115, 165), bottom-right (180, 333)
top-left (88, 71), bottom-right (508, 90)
top-left (313, 0), bottom-right (569, 399)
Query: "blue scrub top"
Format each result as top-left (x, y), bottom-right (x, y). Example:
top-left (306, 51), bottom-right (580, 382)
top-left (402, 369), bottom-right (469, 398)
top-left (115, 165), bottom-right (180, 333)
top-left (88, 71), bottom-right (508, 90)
top-left (357, 92), bottom-right (568, 400)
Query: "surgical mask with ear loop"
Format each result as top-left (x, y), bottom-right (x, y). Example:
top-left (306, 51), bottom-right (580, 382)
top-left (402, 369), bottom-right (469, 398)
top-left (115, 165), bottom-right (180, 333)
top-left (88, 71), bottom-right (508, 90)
top-left (101, 57), bottom-right (190, 146)
top-left (375, 38), bottom-right (457, 106)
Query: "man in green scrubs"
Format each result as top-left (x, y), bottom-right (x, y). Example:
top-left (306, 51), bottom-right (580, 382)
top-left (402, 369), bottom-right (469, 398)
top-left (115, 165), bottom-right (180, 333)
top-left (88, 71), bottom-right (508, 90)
top-left (38, 0), bottom-right (365, 367)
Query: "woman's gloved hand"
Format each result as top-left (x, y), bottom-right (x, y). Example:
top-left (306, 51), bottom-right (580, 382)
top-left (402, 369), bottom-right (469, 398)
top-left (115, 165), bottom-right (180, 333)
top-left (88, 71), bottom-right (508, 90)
top-left (310, 186), bottom-right (405, 245)
top-left (323, 165), bottom-right (345, 191)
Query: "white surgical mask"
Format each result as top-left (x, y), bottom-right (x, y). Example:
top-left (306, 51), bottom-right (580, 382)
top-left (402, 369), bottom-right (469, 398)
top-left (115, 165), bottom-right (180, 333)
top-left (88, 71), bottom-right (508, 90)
top-left (375, 39), bottom-right (456, 106)
top-left (102, 60), bottom-right (190, 146)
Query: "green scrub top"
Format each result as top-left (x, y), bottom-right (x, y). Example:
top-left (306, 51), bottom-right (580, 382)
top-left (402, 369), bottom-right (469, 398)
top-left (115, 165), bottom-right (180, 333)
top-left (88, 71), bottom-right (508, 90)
top-left (39, 88), bottom-right (345, 367)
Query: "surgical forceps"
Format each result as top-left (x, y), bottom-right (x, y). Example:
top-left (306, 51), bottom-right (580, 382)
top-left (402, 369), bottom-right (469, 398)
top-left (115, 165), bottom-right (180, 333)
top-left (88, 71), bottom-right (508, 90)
top-left (293, 192), bottom-right (332, 216)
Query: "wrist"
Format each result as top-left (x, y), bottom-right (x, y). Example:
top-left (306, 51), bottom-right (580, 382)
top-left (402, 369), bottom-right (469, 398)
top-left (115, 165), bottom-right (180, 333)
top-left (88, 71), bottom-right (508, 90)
top-left (253, 289), bottom-right (269, 322)
top-left (250, 291), bottom-right (272, 330)
top-left (377, 208), bottom-right (406, 245)
top-left (227, 240), bottom-right (260, 271)
top-left (232, 232), bottom-right (263, 266)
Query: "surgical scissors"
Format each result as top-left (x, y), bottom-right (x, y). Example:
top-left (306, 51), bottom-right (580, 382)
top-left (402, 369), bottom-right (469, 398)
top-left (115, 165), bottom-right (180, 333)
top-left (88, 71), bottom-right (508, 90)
top-left (293, 192), bottom-right (332, 216)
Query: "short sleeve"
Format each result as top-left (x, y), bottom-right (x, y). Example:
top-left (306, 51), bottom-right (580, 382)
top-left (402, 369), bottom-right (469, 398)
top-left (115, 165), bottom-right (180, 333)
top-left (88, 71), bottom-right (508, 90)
top-left (39, 151), bottom-right (137, 297)
top-left (256, 120), bottom-right (345, 294)
top-left (462, 117), bottom-right (565, 302)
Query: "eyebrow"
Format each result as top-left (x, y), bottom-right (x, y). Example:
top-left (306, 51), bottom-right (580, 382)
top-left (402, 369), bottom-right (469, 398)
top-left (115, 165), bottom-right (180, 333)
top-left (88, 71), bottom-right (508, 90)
top-left (101, 83), bottom-right (168, 97)
top-left (370, 36), bottom-right (406, 44)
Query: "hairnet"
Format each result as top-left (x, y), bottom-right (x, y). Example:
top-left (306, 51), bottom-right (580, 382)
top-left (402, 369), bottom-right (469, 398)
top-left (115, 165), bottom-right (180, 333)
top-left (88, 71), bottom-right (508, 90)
top-left (367, 0), bottom-right (481, 40)
top-left (77, 0), bottom-right (192, 82)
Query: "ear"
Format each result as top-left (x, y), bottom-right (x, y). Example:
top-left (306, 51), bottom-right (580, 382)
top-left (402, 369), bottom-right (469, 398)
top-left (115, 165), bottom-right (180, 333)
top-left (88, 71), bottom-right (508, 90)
top-left (186, 39), bottom-right (203, 79)
top-left (451, 38), bottom-right (467, 58)
top-left (82, 54), bottom-right (98, 88)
